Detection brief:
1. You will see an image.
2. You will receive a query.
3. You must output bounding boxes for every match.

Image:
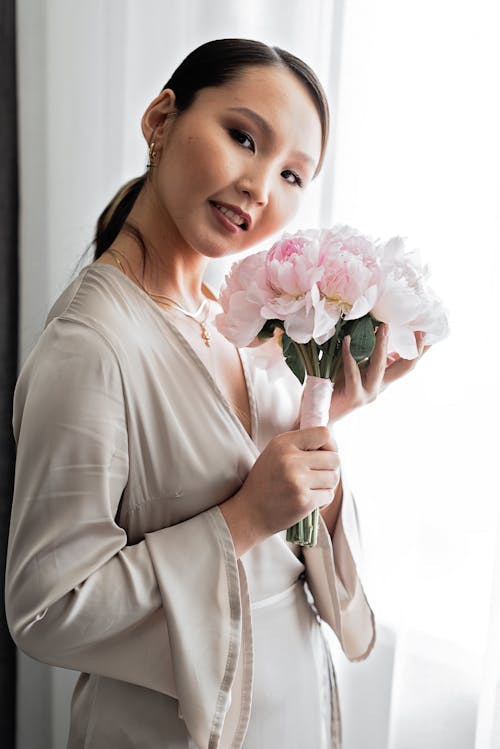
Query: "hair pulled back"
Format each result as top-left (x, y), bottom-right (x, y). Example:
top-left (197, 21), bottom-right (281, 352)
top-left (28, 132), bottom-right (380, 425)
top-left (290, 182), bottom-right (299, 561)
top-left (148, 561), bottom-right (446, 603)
top-left (91, 38), bottom-right (330, 262)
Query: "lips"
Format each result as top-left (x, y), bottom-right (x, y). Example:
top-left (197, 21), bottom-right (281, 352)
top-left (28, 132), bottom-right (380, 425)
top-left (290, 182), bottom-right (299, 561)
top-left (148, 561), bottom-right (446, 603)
top-left (209, 200), bottom-right (251, 230)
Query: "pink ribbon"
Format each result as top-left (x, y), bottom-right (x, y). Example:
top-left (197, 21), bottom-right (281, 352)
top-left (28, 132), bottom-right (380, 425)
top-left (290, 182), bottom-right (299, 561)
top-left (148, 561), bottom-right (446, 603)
top-left (300, 375), bottom-right (334, 429)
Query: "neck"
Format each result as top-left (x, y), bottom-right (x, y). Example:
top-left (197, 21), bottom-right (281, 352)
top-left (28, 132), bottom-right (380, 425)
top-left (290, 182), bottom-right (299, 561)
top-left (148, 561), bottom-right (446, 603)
top-left (110, 183), bottom-right (211, 308)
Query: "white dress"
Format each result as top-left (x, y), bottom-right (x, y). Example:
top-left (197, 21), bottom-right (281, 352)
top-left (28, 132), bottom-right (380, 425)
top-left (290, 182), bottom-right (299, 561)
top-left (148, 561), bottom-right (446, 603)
top-left (5, 262), bottom-right (376, 748)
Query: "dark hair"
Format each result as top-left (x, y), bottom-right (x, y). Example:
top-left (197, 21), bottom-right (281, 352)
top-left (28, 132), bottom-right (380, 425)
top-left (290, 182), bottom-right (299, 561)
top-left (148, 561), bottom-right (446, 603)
top-left (89, 38), bottom-right (330, 263)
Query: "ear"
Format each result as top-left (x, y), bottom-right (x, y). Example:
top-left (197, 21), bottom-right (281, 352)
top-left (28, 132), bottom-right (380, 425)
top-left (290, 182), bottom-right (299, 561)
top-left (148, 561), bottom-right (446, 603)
top-left (141, 88), bottom-right (178, 147)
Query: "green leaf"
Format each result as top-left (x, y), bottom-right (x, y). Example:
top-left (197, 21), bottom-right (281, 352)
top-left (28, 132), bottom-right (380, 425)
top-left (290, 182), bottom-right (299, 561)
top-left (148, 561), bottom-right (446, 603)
top-left (281, 333), bottom-right (306, 383)
top-left (349, 315), bottom-right (376, 362)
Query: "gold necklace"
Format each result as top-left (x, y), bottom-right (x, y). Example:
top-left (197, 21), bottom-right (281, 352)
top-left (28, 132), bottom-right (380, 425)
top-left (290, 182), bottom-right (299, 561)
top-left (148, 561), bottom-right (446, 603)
top-left (105, 247), bottom-right (251, 436)
top-left (108, 248), bottom-right (212, 347)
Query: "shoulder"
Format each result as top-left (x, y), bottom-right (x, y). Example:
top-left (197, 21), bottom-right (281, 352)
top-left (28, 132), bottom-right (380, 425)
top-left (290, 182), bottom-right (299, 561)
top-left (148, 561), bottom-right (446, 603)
top-left (46, 263), bottom-right (129, 334)
top-left (42, 263), bottom-right (158, 363)
top-left (23, 263), bottom-right (128, 372)
top-left (16, 265), bottom-right (130, 405)
top-left (13, 313), bottom-right (124, 443)
top-left (16, 313), bottom-right (121, 394)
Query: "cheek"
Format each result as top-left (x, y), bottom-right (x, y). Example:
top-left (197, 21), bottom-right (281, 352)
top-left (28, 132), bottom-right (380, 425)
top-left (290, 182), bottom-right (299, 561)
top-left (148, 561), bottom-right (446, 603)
top-left (270, 192), bottom-right (301, 228)
top-left (249, 199), bottom-right (299, 247)
top-left (175, 136), bottom-right (207, 182)
top-left (178, 132), bottom-right (232, 186)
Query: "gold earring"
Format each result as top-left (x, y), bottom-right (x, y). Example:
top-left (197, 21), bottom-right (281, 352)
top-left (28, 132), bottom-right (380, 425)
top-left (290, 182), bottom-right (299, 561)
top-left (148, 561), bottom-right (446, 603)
top-left (148, 140), bottom-right (158, 168)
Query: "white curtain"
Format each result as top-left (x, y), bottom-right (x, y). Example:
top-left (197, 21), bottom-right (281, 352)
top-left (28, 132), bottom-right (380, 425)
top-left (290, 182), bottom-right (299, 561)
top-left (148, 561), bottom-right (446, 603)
top-left (15, 0), bottom-right (500, 747)
top-left (327, 1), bottom-right (500, 748)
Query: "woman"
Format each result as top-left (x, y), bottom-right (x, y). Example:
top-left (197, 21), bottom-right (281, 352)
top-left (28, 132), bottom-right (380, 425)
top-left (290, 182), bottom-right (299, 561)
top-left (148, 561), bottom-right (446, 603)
top-left (5, 38), bottom-right (428, 748)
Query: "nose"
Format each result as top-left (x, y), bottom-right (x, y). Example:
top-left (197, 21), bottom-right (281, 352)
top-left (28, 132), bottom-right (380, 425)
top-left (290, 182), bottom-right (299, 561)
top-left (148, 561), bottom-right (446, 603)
top-left (237, 165), bottom-right (271, 207)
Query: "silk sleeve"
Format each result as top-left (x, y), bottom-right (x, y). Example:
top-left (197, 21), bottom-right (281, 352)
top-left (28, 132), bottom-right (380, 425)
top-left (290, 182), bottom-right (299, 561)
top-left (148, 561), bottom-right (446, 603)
top-left (301, 467), bottom-right (377, 661)
top-left (5, 318), bottom-right (251, 749)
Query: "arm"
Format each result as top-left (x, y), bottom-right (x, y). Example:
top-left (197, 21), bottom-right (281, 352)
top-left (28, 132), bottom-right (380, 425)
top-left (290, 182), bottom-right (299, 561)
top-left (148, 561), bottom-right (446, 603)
top-left (302, 466), bottom-right (376, 661)
top-left (6, 318), bottom-right (250, 749)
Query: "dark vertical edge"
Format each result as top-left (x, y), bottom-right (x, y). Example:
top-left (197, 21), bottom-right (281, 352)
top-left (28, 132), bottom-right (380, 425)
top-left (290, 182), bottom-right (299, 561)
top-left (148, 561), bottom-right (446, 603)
top-left (0, 0), bottom-right (19, 747)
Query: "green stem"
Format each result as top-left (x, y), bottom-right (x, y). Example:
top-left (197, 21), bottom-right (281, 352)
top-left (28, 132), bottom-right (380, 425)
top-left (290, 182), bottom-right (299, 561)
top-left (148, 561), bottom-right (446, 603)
top-left (320, 335), bottom-right (336, 379)
top-left (309, 340), bottom-right (321, 377)
top-left (320, 317), bottom-right (346, 380)
top-left (291, 341), bottom-right (310, 377)
top-left (295, 342), bottom-right (315, 375)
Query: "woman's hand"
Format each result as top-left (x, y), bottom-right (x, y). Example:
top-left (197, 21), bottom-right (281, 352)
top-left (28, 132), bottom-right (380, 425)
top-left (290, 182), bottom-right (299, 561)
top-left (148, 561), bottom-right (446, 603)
top-left (329, 324), bottom-right (432, 423)
top-left (218, 426), bottom-right (340, 557)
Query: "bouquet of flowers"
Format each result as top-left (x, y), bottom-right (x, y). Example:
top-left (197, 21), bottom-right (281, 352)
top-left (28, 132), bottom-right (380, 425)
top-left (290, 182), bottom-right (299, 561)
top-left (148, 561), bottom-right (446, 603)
top-left (215, 224), bottom-right (449, 546)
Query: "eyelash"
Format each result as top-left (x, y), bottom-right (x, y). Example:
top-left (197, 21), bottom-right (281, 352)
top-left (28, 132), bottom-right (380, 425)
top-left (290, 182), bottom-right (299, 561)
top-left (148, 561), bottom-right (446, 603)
top-left (229, 128), bottom-right (304, 188)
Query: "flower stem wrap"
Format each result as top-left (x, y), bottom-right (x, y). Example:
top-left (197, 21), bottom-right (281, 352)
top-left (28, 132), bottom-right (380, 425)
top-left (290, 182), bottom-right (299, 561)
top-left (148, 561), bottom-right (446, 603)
top-left (286, 375), bottom-right (333, 547)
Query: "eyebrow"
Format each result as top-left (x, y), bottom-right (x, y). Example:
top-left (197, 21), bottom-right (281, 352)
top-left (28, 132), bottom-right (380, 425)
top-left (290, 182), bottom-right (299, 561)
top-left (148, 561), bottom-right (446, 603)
top-left (226, 106), bottom-right (317, 170)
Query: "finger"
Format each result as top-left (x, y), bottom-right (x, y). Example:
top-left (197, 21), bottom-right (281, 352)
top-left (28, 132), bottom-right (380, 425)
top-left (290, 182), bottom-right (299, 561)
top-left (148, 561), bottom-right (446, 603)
top-left (309, 488), bottom-right (337, 509)
top-left (318, 434), bottom-right (339, 453)
top-left (386, 350), bottom-right (400, 365)
top-left (364, 322), bottom-right (389, 391)
top-left (416, 330), bottom-right (425, 356)
top-left (308, 468), bottom-right (340, 490)
top-left (308, 450), bottom-right (340, 470)
top-left (417, 336), bottom-right (432, 358)
top-left (332, 364), bottom-right (346, 389)
top-left (382, 351), bottom-right (422, 387)
top-left (342, 335), bottom-right (363, 395)
top-left (381, 332), bottom-right (433, 389)
top-left (415, 330), bottom-right (434, 358)
top-left (288, 426), bottom-right (330, 451)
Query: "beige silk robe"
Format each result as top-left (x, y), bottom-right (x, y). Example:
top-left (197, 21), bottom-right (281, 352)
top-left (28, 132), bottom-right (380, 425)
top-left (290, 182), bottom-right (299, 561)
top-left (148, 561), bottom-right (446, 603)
top-left (5, 262), bottom-right (376, 748)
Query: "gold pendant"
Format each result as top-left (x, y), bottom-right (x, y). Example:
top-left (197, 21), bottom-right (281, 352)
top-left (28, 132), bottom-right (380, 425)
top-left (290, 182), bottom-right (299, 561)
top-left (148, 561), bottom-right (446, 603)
top-left (200, 322), bottom-right (211, 347)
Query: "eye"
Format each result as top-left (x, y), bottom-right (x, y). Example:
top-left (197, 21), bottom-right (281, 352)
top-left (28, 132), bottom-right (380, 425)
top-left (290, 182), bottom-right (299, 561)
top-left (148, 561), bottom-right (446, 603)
top-left (229, 128), bottom-right (255, 151)
top-left (229, 128), bottom-right (304, 188)
top-left (282, 169), bottom-right (304, 188)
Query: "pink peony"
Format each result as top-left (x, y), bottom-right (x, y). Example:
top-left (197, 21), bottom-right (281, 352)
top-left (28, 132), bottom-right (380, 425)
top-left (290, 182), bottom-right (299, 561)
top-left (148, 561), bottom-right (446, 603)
top-left (258, 225), bottom-right (382, 344)
top-left (312, 225), bottom-right (381, 344)
top-left (259, 229), bottom-right (325, 343)
top-left (215, 250), bottom-right (272, 347)
top-left (372, 236), bottom-right (449, 358)
top-left (215, 224), bottom-right (448, 360)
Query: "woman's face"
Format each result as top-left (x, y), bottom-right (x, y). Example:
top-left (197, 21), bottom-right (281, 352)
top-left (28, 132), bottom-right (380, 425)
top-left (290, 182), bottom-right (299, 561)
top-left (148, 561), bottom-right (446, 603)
top-left (142, 64), bottom-right (323, 259)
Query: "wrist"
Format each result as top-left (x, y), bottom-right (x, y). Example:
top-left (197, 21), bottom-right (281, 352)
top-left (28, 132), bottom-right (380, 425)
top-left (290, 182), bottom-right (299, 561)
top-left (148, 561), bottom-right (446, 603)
top-left (217, 489), bottom-right (267, 558)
